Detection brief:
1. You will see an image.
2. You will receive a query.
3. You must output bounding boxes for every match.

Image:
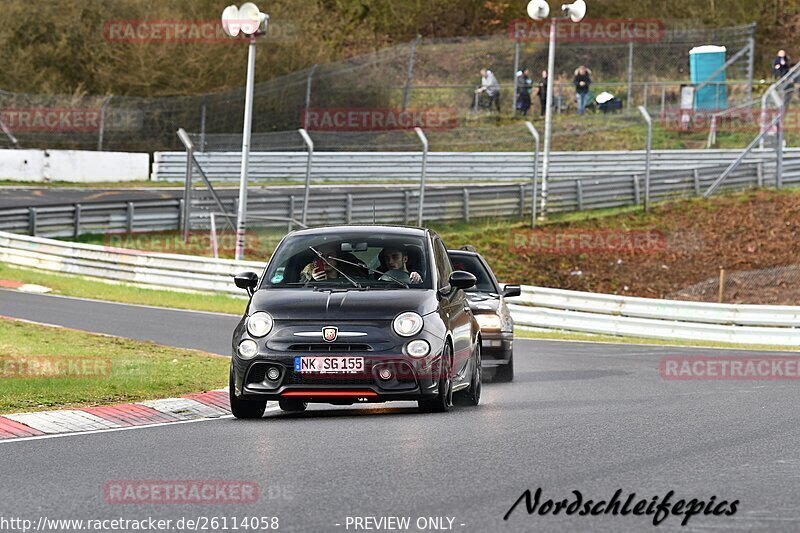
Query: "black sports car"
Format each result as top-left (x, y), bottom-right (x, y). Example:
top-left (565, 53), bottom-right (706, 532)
top-left (447, 247), bottom-right (520, 382)
top-left (229, 225), bottom-right (482, 418)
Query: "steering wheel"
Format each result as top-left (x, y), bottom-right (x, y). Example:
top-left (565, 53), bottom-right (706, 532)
top-left (380, 269), bottom-right (411, 283)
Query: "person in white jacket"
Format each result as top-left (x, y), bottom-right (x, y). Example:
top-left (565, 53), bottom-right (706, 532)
top-left (476, 68), bottom-right (501, 112)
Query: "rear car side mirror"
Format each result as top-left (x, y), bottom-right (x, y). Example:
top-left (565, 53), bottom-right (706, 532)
top-left (449, 270), bottom-right (477, 290)
top-left (503, 284), bottom-right (521, 298)
top-left (234, 271), bottom-right (259, 295)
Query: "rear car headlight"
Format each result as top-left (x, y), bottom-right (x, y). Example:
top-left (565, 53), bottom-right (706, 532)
top-left (246, 312), bottom-right (273, 337)
top-left (238, 339), bottom-right (258, 359)
top-left (475, 314), bottom-right (503, 331)
top-left (393, 312), bottom-right (423, 337)
top-left (406, 339), bottom-right (430, 358)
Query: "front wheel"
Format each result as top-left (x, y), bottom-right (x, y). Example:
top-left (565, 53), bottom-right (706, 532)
top-left (418, 345), bottom-right (452, 413)
top-left (229, 367), bottom-right (267, 419)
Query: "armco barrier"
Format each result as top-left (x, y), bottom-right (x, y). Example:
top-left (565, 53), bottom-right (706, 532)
top-left (1, 231), bottom-right (798, 345)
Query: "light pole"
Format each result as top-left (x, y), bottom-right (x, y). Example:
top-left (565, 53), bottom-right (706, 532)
top-left (222, 3), bottom-right (269, 260)
top-left (526, 0), bottom-right (586, 218)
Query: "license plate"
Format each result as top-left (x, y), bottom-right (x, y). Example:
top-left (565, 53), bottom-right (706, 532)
top-left (294, 356), bottom-right (364, 374)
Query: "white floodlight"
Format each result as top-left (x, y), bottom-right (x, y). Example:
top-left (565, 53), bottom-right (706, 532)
top-left (526, 0), bottom-right (550, 21)
top-left (238, 2), bottom-right (262, 35)
top-left (221, 5), bottom-right (241, 37)
top-left (562, 0), bottom-right (586, 22)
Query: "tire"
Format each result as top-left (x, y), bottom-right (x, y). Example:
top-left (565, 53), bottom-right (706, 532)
top-left (455, 342), bottom-right (481, 406)
top-left (229, 367), bottom-right (267, 419)
top-left (418, 345), bottom-right (453, 413)
top-left (494, 353), bottom-right (514, 383)
top-left (278, 399), bottom-right (308, 412)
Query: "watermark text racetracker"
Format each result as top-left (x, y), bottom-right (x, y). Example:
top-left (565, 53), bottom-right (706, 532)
top-left (301, 108), bottom-right (457, 132)
top-left (508, 18), bottom-right (665, 42)
top-left (660, 356), bottom-right (800, 380)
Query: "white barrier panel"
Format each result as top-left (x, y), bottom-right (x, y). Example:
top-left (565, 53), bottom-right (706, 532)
top-left (1, 231), bottom-right (799, 345)
top-left (0, 149), bottom-right (149, 182)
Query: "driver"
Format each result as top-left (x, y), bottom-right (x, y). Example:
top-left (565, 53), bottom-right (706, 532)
top-left (379, 246), bottom-right (423, 284)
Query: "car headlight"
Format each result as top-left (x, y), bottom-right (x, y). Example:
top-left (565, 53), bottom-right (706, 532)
top-left (406, 339), bottom-right (430, 358)
top-left (475, 314), bottom-right (503, 331)
top-left (246, 312), bottom-right (273, 337)
top-left (393, 312), bottom-right (424, 337)
top-left (238, 339), bottom-right (258, 359)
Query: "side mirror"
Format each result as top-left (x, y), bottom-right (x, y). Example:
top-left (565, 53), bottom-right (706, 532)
top-left (449, 270), bottom-right (477, 290)
top-left (502, 284), bottom-right (521, 298)
top-left (234, 271), bottom-right (259, 296)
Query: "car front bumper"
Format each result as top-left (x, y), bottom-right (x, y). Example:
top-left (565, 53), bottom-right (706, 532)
top-left (480, 331), bottom-right (513, 367)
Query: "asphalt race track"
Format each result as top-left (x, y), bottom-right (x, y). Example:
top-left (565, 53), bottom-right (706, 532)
top-left (1, 290), bottom-right (799, 531)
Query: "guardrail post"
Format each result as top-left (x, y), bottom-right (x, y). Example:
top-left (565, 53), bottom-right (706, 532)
top-left (126, 202), bottom-right (134, 235)
top-left (73, 204), bottom-right (81, 238)
top-left (28, 207), bottom-right (37, 236)
top-left (346, 194), bottom-right (353, 224)
top-left (414, 127), bottom-right (428, 227)
top-left (576, 181), bottom-right (583, 211)
top-left (757, 161), bottom-right (763, 187)
top-left (463, 189), bottom-right (470, 223)
top-left (288, 196), bottom-right (295, 232)
top-left (177, 199), bottom-right (185, 231)
top-left (524, 121), bottom-right (540, 228)
top-left (638, 106), bottom-right (653, 212)
top-left (519, 184), bottom-right (525, 217)
top-left (633, 175), bottom-right (641, 206)
top-left (693, 169), bottom-right (701, 196)
top-left (298, 128), bottom-right (314, 225)
top-left (404, 191), bottom-right (411, 225)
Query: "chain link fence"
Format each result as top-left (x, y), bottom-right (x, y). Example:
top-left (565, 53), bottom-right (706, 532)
top-left (668, 265), bottom-right (800, 305)
top-left (0, 23), bottom-right (761, 153)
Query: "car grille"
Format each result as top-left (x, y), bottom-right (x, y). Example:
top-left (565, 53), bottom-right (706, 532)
top-left (287, 343), bottom-right (372, 352)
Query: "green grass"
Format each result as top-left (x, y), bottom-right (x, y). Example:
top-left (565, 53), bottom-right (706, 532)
top-left (0, 318), bottom-right (230, 413)
top-left (0, 263), bottom-right (247, 315)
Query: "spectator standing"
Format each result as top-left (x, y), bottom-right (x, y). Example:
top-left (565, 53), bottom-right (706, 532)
top-left (573, 65), bottom-right (592, 115)
top-left (774, 50), bottom-right (790, 79)
top-left (476, 68), bottom-right (501, 112)
top-left (516, 68), bottom-right (532, 116)
top-left (537, 70), bottom-right (548, 117)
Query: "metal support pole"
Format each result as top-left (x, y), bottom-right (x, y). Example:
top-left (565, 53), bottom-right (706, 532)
top-left (404, 191), bottom-right (411, 225)
top-left (638, 106), bottom-right (652, 212)
top-left (97, 95), bottom-right (113, 151)
top-left (210, 213), bottom-right (219, 259)
top-left (402, 36), bottom-right (421, 112)
top-left (463, 189), bottom-right (470, 223)
top-left (541, 19), bottom-right (558, 219)
top-left (199, 96), bottom-right (207, 152)
top-left (178, 128), bottom-right (194, 242)
top-left (776, 110), bottom-right (784, 189)
top-left (346, 194), bottom-right (353, 224)
top-left (643, 83), bottom-right (649, 110)
top-left (524, 121), bottom-right (540, 227)
top-left (626, 41), bottom-right (634, 112)
top-left (298, 128), bottom-right (314, 225)
top-left (746, 36), bottom-right (755, 105)
top-left (126, 202), bottom-right (134, 234)
top-left (235, 36), bottom-right (257, 261)
top-left (414, 127), bottom-right (428, 227)
top-left (304, 64), bottom-right (317, 130)
top-left (633, 175), bottom-right (641, 206)
top-left (576, 181), bottom-right (583, 211)
top-left (660, 85), bottom-right (666, 116)
top-left (512, 41), bottom-right (520, 116)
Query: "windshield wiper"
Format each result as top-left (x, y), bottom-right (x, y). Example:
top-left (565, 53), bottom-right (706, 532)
top-left (308, 247), bottom-right (361, 288)
top-left (325, 255), bottom-right (409, 288)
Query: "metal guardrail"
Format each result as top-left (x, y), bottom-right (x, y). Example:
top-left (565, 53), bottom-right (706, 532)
top-left (1, 231), bottom-right (798, 345)
top-left (152, 149), bottom-right (800, 182)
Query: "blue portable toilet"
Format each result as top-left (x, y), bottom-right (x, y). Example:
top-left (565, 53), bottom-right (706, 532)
top-left (690, 45), bottom-right (727, 110)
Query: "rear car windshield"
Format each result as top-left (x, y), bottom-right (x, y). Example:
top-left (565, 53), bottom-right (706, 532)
top-left (448, 254), bottom-right (496, 293)
top-left (262, 232), bottom-right (432, 289)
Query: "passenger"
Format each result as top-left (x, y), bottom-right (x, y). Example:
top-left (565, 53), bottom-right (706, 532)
top-left (379, 246), bottom-right (423, 284)
top-left (300, 244), bottom-right (364, 281)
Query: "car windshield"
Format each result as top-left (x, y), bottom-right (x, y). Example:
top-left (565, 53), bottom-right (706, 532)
top-left (262, 231), bottom-right (432, 289)
top-left (448, 254), bottom-right (496, 293)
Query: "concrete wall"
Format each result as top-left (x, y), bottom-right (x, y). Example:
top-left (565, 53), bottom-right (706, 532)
top-left (0, 149), bottom-right (149, 182)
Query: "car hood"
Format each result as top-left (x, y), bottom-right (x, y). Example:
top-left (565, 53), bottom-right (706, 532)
top-left (465, 292), bottom-right (501, 313)
top-left (249, 288), bottom-right (439, 320)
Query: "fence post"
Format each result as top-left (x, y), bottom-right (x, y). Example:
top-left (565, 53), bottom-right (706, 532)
top-left (746, 35), bottom-right (755, 105)
top-left (626, 41), bottom-right (634, 112)
top-left (757, 161), bottom-right (763, 187)
top-left (693, 169), bottom-right (701, 196)
top-left (199, 96), bottom-right (207, 152)
top-left (402, 36), bottom-right (421, 112)
top-left (304, 64), bottom-right (318, 129)
top-left (638, 106), bottom-right (652, 211)
top-left (512, 40), bottom-right (520, 116)
top-left (643, 83), bottom-right (649, 109)
top-left (463, 189), bottom-right (470, 223)
top-left (97, 95), bottom-right (113, 151)
top-left (126, 202), bottom-right (134, 234)
top-left (519, 184), bottom-right (525, 217)
top-left (288, 195), bottom-right (295, 232)
top-left (414, 127), bottom-right (428, 226)
top-left (633, 175), bottom-right (641, 206)
top-left (524, 121), bottom-right (540, 228)
top-left (404, 191), bottom-right (411, 225)
top-left (776, 107), bottom-right (785, 189)
top-left (73, 204), bottom-right (81, 238)
top-left (660, 85), bottom-right (666, 115)
top-left (576, 181), bottom-right (583, 211)
top-left (298, 128), bottom-right (314, 225)
top-left (28, 207), bottom-right (37, 236)
top-left (346, 193), bottom-right (353, 224)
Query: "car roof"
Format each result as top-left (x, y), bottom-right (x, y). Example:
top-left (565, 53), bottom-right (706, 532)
top-left (290, 225), bottom-right (429, 238)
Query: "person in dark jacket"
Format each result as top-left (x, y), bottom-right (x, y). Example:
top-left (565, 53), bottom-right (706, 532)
top-left (537, 70), bottom-right (548, 116)
top-left (516, 68), bottom-right (532, 116)
top-left (573, 65), bottom-right (592, 115)
top-left (774, 50), bottom-right (790, 79)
